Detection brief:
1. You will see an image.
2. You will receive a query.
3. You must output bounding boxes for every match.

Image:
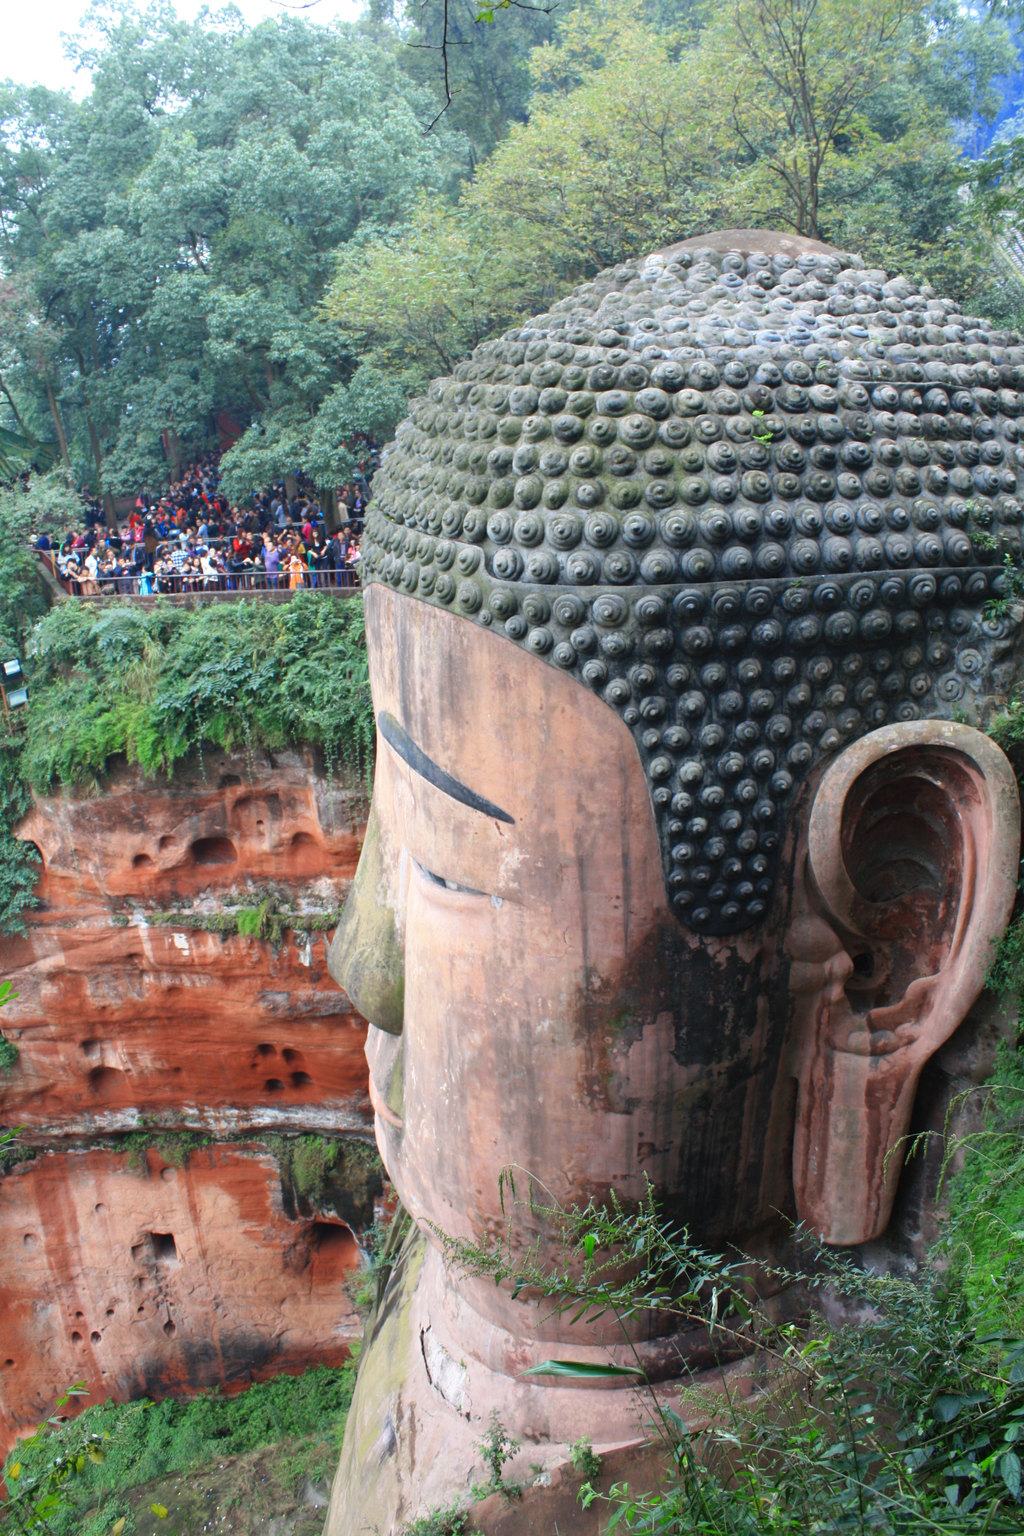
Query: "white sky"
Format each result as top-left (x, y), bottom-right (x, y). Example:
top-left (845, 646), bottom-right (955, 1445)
top-left (4, 0), bottom-right (366, 95)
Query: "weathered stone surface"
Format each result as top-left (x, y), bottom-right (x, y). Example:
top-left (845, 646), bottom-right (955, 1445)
top-left (327, 229), bottom-right (1024, 1532)
top-left (363, 236), bottom-right (1024, 935)
top-left (0, 748), bottom-right (374, 1451)
top-left (0, 1145), bottom-right (362, 1454)
top-left (3, 749), bottom-right (371, 1136)
top-left (788, 719), bottom-right (1019, 1243)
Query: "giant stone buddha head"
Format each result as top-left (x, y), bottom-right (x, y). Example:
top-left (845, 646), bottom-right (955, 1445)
top-left (331, 231), bottom-right (1021, 1286)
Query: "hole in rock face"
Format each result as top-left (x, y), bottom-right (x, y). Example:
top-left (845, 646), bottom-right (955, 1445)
top-left (132, 853), bottom-right (154, 869)
top-left (94, 1203), bottom-right (107, 1216)
top-left (150, 1233), bottom-right (178, 1264)
top-left (309, 1221), bottom-right (359, 1280)
top-left (158, 835), bottom-right (175, 853)
top-left (290, 1072), bottom-right (313, 1088)
top-left (80, 1039), bottom-right (102, 1058)
top-left (265, 1078), bottom-right (285, 1093)
top-left (290, 832), bottom-right (317, 850)
top-left (105, 1308), bottom-right (115, 1318)
top-left (88, 1066), bottom-right (125, 1095)
top-left (256, 1043), bottom-right (276, 1057)
top-left (3, 1360), bottom-right (12, 1368)
top-left (132, 1232), bottom-right (179, 1265)
top-left (160, 1167), bottom-right (177, 1182)
top-left (90, 1331), bottom-right (101, 1345)
top-left (163, 1319), bottom-right (176, 1337)
top-left (22, 1232), bottom-right (37, 1249)
top-left (191, 836), bottom-right (237, 866)
top-left (281, 1047), bottom-right (302, 1064)
top-left (219, 774), bottom-right (241, 788)
top-left (71, 1331), bottom-right (82, 1345)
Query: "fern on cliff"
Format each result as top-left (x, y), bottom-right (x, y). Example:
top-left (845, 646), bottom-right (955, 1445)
top-left (0, 742), bottom-right (39, 933)
top-left (20, 593), bottom-right (373, 791)
top-left (0, 592), bottom-right (371, 931)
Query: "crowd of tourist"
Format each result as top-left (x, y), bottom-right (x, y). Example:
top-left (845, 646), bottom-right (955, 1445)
top-left (33, 439), bottom-right (380, 599)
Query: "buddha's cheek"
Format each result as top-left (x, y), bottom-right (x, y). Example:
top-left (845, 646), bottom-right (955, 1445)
top-left (381, 880), bottom-right (677, 1243)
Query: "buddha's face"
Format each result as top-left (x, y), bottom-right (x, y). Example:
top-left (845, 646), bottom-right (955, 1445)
top-left (331, 585), bottom-right (788, 1259)
top-left (332, 585), bottom-right (1019, 1264)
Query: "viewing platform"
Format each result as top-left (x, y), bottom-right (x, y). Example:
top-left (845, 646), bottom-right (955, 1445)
top-left (36, 548), bottom-right (360, 606)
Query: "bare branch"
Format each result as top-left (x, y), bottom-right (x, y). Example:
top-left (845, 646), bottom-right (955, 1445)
top-left (413, 0), bottom-right (558, 132)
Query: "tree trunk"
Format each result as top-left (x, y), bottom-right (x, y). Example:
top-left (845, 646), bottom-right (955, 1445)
top-left (321, 484), bottom-right (339, 531)
top-left (84, 407), bottom-right (116, 527)
top-left (164, 427), bottom-right (184, 480)
top-left (45, 381), bottom-right (73, 475)
top-left (0, 373), bottom-right (31, 438)
top-left (284, 472), bottom-right (298, 502)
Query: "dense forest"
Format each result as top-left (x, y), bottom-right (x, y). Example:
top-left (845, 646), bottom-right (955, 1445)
top-left (2, 0), bottom-right (1024, 514)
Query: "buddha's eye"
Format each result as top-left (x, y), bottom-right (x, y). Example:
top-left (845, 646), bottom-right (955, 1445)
top-left (412, 858), bottom-right (484, 898)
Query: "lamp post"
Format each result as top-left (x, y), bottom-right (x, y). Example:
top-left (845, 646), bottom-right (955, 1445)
top-left (1, 659), bottom-right (28, 731)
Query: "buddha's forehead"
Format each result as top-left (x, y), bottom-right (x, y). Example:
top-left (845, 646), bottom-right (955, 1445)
top-left (361, 232), bottom-right (1024, 935)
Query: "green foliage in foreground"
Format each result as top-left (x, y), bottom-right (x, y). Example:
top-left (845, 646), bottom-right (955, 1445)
top-left (0, 980), bottom-right (21, 1077)
top-left (0, 476), bottom-right (67, 933)
top-left (20, 592), bottom-right (373, 793)
top-left (402, 1508), bottom-right (470, 1536)
top-left (2, 1363), bottom-right (356, 1536)
top-left (437, 1059), bottom-right (1024, 1536)
top-left (943, 1046), bottom-right (1024, 1336)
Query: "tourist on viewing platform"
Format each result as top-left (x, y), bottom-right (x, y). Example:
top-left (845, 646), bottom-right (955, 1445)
top-left (308, 528), bottom-right (327, 587)
top-left (200, 545), bottom-right (222, 589)
top-left (262, 533), bottom-right (281, 588)
top-left (35, 432), bottom-right (380, 599)
top-left (81, 547), bottom-right (100, 595)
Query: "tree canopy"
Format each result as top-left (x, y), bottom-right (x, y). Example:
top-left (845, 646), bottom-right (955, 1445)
top-left (330, 0), bottom-right (1021, 372)
top-left (0, 3), bottom-right (462, 505)
top-left (0, 0), bottom-right (1022, 505)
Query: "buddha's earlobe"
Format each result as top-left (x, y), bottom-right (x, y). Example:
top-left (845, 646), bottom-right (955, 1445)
top-left (788, 721), bottom-right (1019, 1245)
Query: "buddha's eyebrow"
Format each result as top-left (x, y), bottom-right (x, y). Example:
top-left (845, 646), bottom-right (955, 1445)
top-left (377, 712), bottom-right (515, 825)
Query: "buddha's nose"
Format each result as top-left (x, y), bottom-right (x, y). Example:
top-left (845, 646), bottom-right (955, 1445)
top-left (329, 802), bottom-right (405, 1036)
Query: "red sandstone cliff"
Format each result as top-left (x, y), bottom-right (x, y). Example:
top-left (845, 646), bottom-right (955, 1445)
top-left (0, 1144), bottom-right (363, 1448)
top-left (3, 749), bottom-right (370, 1136)
top-left (0, 749), bottom-right (373, 1451)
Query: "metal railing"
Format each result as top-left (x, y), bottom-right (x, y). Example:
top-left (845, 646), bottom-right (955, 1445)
top-left (38, 534), bottom-right (361, 602)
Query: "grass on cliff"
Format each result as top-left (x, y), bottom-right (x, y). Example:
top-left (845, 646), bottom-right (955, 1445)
top-left (1, 1361), bottom-right (356, 1536)
top-left (0, 591), bottom-right (373, 935)
top-left (20, 593), bottom-right (373, 793)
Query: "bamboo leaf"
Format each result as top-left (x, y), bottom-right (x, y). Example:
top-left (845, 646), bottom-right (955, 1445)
top-left (518, 1360), bottom-right (644, 1378)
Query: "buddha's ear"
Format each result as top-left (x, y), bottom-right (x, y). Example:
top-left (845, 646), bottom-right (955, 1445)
top-left (788, 721), bottom-right (1019, 1246)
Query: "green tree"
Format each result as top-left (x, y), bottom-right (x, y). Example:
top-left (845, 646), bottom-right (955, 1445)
top-left (0, 5), bottom-right (463, 509)
top-left (375, 0), bottom-right (568, 162)
top-left (334, 0), bottom-right (1016, 371)
top-left (328, 195), bottom-right (538, 377)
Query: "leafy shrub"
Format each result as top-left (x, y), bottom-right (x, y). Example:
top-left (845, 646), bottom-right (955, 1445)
top-left (402, 1506), bottom-right (470, 1535)
top-left (2, 1363), bottom-right (357, 1536)
top-left (940, 1045), bottom-right (1024, 1334)
top-left (444, 1127), bottom-right (1024, 1536)
top-left (21, 592), bottom-right (373, 792)
top-left (568, 1435), bottom-right (601, 1481)
top-left (0, 591), bottom-right (373, 934)
top-left (0, 741), bottom-right (40, 935)
top-left (121, 1128), bottom-right (213, 1175)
